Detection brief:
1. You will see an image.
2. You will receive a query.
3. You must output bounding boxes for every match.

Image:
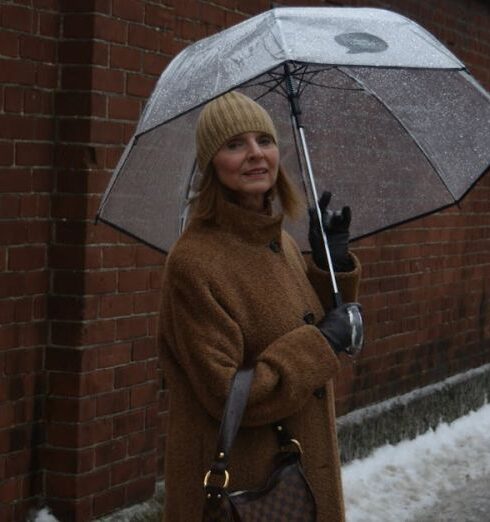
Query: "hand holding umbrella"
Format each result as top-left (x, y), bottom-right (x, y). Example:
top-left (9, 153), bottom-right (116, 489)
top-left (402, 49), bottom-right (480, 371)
top-left (309, 191), bottom-right (354, 273)
top-left (308, 191), bottom-right (364, 356)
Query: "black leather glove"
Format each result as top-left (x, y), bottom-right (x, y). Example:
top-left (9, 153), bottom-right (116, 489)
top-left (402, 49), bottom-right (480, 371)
top-left (308, 191), bottom-right (354, 272)
top-left (317, 303), bottom-right (363, 355)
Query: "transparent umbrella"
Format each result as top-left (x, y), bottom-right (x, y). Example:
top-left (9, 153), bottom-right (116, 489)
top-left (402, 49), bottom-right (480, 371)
top-left (97, 7), bottom-right (490, 256)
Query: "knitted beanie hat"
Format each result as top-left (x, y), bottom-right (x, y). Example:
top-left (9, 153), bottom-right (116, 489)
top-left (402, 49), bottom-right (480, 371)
top-left (195, 91), bottom-right (278, 173)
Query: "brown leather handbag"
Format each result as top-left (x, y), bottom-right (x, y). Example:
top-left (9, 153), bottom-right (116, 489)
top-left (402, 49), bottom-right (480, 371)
top-left (202, 368), bottom-right (317, 522)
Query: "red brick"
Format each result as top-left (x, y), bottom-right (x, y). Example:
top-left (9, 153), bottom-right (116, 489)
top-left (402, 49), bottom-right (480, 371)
top-left (128, 429), bottom-right (157, 457)
top-left (113, 410), bottom-right (145, 437)
top-left (101, 245), bottom-right (137, 268)
top-left (99, 294), bottom-right (133, 318)
top-left (20, 35), bottom-right (57, 63)
top-left (133, 291), bottom-right (160, 314)
top-left (111, 455), bottom-right (140, 485)
top-left (56, 92), bottom-right (106, 117)
top-left (46, 467), bottom-right (110, 498)
top-left (0, 403), bottom-right (15, 429)
top-left (62, 13), bottom-right (93, 38)
top-left (128, 24), bottom-right (160, 50)
top-left (113, 0), bottom-right (145, 23)
top-left (50, 245), bottom-right (89, 270)
top-left (49, 372), bottom-right (82, 396)
top-left (0, 59), bottom-right (37, 85)
top-left (91, 68), bottom-right (125, 93)
top-left (45, 346), bottom-right (97, 372)
top-left (46, 418), bottom-right (112, 448)
top-left (0, 477), bottom-right (22, 503)
top-left (200, 3), bottom-right (227, 26)
top-left (39, 12), bottom-right (60, 37)
top-left (108, 95), bottom-right (141, 120)
top-left (125, 475), bottom-right (154, 503)
top-left (96, 389), bottom-right (129, 415)
top-left (90, 119), bottom-right (125, 144)
top-left (4, 348), bottom-right (43, 374)
top-left (95, 438), bottom-right (127, 467)
top-left (93, 486), bottom-right (126, 518)
top-left (133, 337), bottom-right (157, 361)
top-left (47, 396), bottom-right (95, 422)
top-left (0, 140), bottom-right (13, 166)
top-left (116, 316), bottom-right (147, 340)
top-left (15, 142), bottom-right (54, 167)
top-left (41, 447), bottom-right (94, 474)
top-left (174, 0), bottom-right (200, 19)
top-left (85, 271), bottom-right (118, 294)
top-left (20, 194), bottom-right (50, 218)
top-left (114, 361), bottom-right (147, 388)
top-left (126, 73), bottom-right (156, 97)
top-left (0, 31), bottom-right (19, 58)
top-left (110, 45), bottom-right (141, 71)
top-left (145, 4), bottom-right (174, 30)
top-left (141, 52), bottom-right (169, 76)
top-left (130, 381), bottom-right (157, 408)
top-left (51, 319), bottom-right (115, 346)
top-left (48, 497), bottom-right (93, 522)
top-left (8, 246), bottom-right (46, 270)
top-left (0, 327), bottom-right (20, 359)
top-left (1, 5), bottom-right (33, 33)
top-left (36, 63), bottom-right (58, 88)
top-left (4, 87), bottom-right (23, 112)
top-left (118, 269), bottom-right (150, 291)
top-left (0, 194), bottom-right (19, 216)
top-left (93, 16), bottom-right (128, 44)
top-left (96, 342), bottom-right (132, 368)
top-left (59, 41), bottom-right (108, 66)
top-left (0, 220), bottom-right (28, 246)
top-left (84, 368), bottom-right (115, 394)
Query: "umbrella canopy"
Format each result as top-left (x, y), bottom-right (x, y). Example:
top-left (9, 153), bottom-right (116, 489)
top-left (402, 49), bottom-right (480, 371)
top-left (97, 7), bottom-right (490, 253)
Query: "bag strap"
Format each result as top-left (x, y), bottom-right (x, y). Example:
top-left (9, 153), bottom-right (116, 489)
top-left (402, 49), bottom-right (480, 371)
top-left (205, 367), bottom-right (297, 487)
top-left (209, 367), bottom-right (254, 476)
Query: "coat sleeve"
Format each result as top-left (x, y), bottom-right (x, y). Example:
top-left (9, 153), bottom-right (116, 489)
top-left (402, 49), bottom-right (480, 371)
top-left (159, 254), bottom-right (340, 427)
top-left (305, 252), bottom-right (362, 312)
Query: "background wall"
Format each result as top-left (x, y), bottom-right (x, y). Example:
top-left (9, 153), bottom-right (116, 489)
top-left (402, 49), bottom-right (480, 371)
top-left (0, 0), bottom-right (488, 520)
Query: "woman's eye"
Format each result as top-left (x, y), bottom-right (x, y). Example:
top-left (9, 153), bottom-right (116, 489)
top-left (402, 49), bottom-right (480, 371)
top-left (258, 135), bottom-right (273, 145)
top-left (226, 140), bottom-right (242, 149)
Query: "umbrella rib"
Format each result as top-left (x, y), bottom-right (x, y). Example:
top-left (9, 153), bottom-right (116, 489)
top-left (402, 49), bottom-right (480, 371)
top-left (338, 67), bottom-right (457, 201)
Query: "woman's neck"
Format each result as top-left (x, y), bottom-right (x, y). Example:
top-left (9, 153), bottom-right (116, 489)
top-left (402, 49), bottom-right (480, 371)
top-left (237, 193), bottom-right (267, 213)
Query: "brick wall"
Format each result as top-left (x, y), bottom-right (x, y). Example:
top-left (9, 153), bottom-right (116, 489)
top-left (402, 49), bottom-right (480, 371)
top-left (0, 0), bottom-right (488, 520)
top-left (1, 0), bottom-right (57, 519)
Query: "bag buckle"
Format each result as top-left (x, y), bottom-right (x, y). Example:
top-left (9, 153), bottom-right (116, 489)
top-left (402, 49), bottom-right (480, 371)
top-left (204, 469), bottom-right (230, 489)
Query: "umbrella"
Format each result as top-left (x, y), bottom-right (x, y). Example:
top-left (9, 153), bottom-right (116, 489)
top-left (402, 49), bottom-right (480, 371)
top-left (96, 6), bottom-right (490, 257)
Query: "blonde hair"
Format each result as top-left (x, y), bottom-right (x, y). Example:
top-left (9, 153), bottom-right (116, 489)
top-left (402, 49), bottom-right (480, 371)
top-left (189, 165), bottom-right (304, 223)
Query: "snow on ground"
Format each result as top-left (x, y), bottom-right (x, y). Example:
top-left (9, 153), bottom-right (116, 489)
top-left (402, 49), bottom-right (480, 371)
top-left (342, 402), bottom-right (490, 522)
top-left (30, 508), bottom-right (59, 522)
top-left (30, 403), bottom-right (490, 522)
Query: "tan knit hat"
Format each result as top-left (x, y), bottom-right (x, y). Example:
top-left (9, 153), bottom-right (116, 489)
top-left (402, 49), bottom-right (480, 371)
top-left (195, 91), bottom-right (278, 173)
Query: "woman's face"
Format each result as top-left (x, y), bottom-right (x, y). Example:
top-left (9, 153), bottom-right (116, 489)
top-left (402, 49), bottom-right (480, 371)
top-left (212, 131), bottom-right (279, 211)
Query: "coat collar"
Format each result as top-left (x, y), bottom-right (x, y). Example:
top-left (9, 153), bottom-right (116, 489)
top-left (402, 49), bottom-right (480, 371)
top-left (215, 199), bottom-right (284, 245)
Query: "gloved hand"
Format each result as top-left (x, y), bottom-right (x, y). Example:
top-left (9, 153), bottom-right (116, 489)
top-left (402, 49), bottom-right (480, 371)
top-left (317, 303), bottom-right (363, 355)
top-left (308, 191), bottom-right (354, 272)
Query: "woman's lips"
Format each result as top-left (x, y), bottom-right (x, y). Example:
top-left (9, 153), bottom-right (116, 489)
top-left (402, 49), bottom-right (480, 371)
top-left (244, 168), bottom-right (268, 176)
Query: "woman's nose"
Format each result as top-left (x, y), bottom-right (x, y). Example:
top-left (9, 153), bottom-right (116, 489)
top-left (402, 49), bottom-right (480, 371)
top-left (247, 140), bottom-right (264, 159)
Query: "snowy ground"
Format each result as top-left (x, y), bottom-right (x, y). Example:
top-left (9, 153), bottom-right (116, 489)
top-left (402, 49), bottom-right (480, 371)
top-left (32, 403), bottom-right (490, 522)
top-left (342, 402), bottom-right (490, 522)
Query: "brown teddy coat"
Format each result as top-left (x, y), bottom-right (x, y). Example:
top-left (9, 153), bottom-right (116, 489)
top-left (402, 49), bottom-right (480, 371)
top-left (159, 200), bottom-right (361, 522)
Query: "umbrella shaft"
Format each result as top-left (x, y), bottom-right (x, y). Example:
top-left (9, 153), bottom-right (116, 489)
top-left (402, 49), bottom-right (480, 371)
top-left (297, 126), bottom-right (341, 300)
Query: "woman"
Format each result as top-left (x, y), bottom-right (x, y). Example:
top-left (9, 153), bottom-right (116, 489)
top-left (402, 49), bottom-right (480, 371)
top-left (159, 91), bottom-right (361, 521)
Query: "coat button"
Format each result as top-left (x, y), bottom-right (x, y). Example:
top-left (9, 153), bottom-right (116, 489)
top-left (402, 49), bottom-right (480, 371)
top-left (313, 386), bottom-right (326, 399)
top-left (303, 312), bottom-right (315, 325)
top-left (269, 240), bottom-right (281, 253)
